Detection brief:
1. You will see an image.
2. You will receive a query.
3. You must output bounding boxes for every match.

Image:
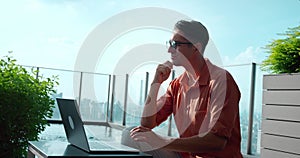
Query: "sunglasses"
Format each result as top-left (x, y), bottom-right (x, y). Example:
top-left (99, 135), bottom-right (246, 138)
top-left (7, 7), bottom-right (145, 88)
top-left (166, 40), bottom-right (192, 49)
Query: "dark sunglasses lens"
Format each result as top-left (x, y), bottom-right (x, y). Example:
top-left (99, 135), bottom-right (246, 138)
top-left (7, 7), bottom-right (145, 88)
top-left (170, 41), bottom-right (176, 48)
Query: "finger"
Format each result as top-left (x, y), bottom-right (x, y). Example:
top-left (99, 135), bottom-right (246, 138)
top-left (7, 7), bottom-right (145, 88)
top-left (130, 126), bottom-right (140, 133)
top-left (139, 126), bottom-right (151, 131)
top-left (163, 61), bottom-right (173, 69)
top-left (130, 129), bottom-right (140, 136)
top-left (131, 132), bottom-right (147, 141)
top-left (158, 66), bottom-right (170, 76)
top-left (130, 127), bottom-right (144, 137)
top-left (157, 64), bottom-right (170, 71)
top-left (130, 126), bottom-right (151, 137)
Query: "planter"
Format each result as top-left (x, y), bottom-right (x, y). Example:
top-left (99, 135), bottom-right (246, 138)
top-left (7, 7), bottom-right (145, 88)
top-left (261, 73), bottom-right (300, 157)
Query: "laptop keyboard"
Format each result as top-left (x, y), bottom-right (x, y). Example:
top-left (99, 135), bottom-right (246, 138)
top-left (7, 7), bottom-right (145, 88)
top-left (89, 141), bottom-right (115, 150)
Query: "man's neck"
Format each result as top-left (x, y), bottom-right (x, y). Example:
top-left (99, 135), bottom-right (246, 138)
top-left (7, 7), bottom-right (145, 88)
top-left (184, 55), bottom-right (205, 81)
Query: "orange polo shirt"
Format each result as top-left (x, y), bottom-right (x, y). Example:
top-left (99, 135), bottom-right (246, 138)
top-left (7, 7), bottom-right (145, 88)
top-left (155, 59), bottom-right (242, 158)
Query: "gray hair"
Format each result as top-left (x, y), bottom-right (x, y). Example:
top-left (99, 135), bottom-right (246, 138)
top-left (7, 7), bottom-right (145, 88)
top-left (174, 20), bottom-right (209, 53)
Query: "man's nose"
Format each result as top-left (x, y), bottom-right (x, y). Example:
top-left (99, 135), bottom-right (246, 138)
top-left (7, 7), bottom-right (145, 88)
top-left (167, 47), bottom-right (175, 54)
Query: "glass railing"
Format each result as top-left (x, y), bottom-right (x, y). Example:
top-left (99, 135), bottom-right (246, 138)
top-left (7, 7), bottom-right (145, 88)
top-left (223, 63), bottom-right (264, 155)
top-left (24, 63), bottom-right (263, 156)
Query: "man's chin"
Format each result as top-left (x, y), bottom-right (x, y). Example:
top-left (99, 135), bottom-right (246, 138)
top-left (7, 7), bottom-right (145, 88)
top-left (171, 60), bottom-right (180, 67)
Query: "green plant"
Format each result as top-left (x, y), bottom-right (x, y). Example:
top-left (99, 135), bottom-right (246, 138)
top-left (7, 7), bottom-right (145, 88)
top-left (261, 25), bottom-right (300, 73)
top-left (0, 53), bottom-right (59, 157)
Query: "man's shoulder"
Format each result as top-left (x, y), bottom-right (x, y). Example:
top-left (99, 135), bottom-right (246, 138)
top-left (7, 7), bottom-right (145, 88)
top-left (205, 63), bottom-right (226, 80)
top-left (167, 73), bottom-right (186, 92)
top-left (169, 74), bottom-right (183, 85)
top-left (206, 59), bottom-right (240, 90)
top-left (205, 58), bottom-right (227, 72)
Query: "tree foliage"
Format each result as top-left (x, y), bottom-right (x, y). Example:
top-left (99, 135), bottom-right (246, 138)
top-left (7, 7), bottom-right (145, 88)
top-left (261, 25), bottom-right (300, 73)
top-left (0, 53), bottom-right (59, 157)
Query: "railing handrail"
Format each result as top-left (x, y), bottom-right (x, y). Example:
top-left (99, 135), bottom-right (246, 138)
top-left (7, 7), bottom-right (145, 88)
top-left (21, 62), bottom-right (261, 76)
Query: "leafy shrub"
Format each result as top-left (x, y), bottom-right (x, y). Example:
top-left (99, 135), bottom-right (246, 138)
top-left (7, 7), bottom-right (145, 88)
top-left (261, 25), bottom-right (300, 73)
top-left (0, 53), bottom-right (58, 157)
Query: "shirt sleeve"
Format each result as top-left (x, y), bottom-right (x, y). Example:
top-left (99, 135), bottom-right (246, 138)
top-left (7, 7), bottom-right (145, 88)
top-left (208, 71), bottom-right (241, 139)
top-left (155, 80), bottom-right (178, 126)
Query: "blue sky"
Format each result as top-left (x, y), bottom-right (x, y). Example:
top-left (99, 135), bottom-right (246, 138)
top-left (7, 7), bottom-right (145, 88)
top-left (1, 0), bottom-right (300, 74)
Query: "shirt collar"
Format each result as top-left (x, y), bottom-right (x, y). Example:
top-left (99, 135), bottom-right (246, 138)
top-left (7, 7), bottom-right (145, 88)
top-left (178, 58), bottom-right (211, 86)
top-left (198, 58), bottom-right (210, 85)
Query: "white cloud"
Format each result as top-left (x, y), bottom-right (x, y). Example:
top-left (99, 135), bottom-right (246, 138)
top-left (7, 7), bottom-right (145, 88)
top-left (235, 47), bottom-right (259, 63)
top-left (223, 46), bottom-right (265, 66)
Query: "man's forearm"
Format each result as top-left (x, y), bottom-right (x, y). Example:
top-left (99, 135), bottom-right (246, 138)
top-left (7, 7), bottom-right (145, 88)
top-left (140, 82), bottom-right (161, 129)
top-left (164, 132), bottom-right (227, 153)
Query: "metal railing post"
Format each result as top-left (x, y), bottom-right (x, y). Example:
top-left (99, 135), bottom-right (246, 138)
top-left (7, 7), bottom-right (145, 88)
top-left (109, 75), bottom-right (116, 122)
top-left (122, 74), bottom-right (129, 126)
top-left (139, 80), bottom-right (144, 105)
top-left (36, 67), bottom-right (40, 80)
top-left (167, 70), bottom-right (176, 136)
top-left (78, 72), bottom-right (83, 108)
top-left (106, 75), bottom-right (111, 122)
top-left (144, 72), bottom-right (149, 101)
top-left (247, 62), bottom-right (256, 155)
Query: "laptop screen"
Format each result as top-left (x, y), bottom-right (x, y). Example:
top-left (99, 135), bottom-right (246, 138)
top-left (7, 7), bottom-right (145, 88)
top-left (56, 98), bottom-right (139, 154)
top-left (56, 98), bottom-right (90, 151)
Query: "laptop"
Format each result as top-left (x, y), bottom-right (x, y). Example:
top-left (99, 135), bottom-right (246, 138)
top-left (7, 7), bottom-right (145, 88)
top-left (56, 98), bottom-right (139, 154)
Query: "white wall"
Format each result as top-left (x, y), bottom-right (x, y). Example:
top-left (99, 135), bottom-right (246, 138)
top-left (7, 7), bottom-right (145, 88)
top-left (261, 73), bottom-right (300, 158)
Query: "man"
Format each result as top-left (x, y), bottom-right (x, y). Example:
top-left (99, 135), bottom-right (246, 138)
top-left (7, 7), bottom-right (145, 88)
top-left (129, 20), bottom-right (242, 158)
